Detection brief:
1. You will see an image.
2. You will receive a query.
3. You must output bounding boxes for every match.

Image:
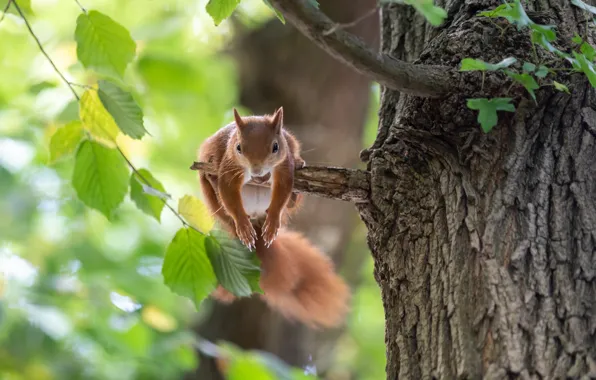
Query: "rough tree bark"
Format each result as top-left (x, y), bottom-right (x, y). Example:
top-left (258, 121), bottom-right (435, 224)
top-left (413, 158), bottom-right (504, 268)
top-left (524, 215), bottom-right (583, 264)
top-left (354, 0), bottom-right (596, 379)
top-left (190, 1), bottom-right (378, 378)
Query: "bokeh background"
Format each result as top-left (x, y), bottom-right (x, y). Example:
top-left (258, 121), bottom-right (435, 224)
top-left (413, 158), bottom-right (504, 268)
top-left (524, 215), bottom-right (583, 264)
top-left (0, 0), bottom-right (385, 379)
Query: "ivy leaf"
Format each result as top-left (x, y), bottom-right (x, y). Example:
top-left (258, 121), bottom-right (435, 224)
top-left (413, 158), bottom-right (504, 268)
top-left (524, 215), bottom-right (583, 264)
top-left (79, 89), bottom-right (120, 146)
top-left (75, 10), bottom-right (136, 79)
top-left (522, 62), bottom-right (536, 72)
top-left (97, 80), bottom-right (147, 139)
top-left (178, 195), bottom-right (215, 233)
top-left (205, 229), bottom-right (262, 297)
top-left (262, 0), bottom-right (285, 23)
top-left (553, 81), bottom-right (570, 94)
top-left (72, 140), bottom-right (129, 219)
top-left (531, 29), bottom-right (558, 53)
top-left (572, 51), bottom-right (596, 87)
top-left (48, 121), bottom-right (84, 164)
top-left (381, 0), bottom-right (446, 26)
top-left (460, 57), bottom-right (516, 71)
top-left (534, 65), bottom-right (549, 78)
top-left (477, 4), bottom-right (513, 19)
top-left (205, 0), bottom-right (241, 26)
top-left (529, 23), bottom-right (556, 42)
top-left (571, 0), bottom-right (596, 15)
top-left (580, 42), bottom-right (596, 61)
top-left (162, 228), bottom-right (216, 309)
top-left (467, 98), bottom-right (516, 133)
top-left (572, 33), bottom-right (583, 45)
top-left (130, 169), bottom-right (166, 222)
top-left (506, 71), bottom-right (540, 101)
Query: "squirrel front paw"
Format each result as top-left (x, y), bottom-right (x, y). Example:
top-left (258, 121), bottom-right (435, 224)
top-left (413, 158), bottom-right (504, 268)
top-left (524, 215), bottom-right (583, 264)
top-left (235, 216), bottom-right (257, 250)
top-left (262, 213), bottom-right (281, 247)
top-left (295, 158), bottom-right (306, 169)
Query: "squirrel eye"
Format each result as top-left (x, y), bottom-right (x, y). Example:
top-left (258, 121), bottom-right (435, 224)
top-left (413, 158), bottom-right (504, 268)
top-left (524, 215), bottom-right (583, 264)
top-left (272, 142), bottom-right (279, 153)
top-left (236, 144), bottom-right (242, 154)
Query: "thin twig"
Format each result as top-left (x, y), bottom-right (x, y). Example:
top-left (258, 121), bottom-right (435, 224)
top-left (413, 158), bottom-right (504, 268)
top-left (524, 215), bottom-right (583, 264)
top-left (74, 0), bottom-right (87, 13)
top-left (0, 0), bottom-right (12, 24)
top-left (266, 0), bottom-right (455, 97)
top-left (322, 7), bottom-right (378, 36)
top-left (12, 0), bottom-right (80, 100)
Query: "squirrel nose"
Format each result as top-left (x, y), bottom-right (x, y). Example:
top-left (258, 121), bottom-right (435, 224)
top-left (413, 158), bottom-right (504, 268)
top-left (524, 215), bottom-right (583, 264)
top-left (251, 168), bottom-right (264, 176)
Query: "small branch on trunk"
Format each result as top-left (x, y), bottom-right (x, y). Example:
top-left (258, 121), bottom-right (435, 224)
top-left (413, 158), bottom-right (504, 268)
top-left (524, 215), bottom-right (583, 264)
top-left (266, 0), bottom-right (455, 97)
top-left (190, 161), bottom-right (371, 203)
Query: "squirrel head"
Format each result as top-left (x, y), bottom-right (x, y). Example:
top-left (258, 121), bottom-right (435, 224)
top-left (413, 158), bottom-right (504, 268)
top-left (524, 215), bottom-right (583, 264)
top-left (231, 107), bottom-right (288, 178)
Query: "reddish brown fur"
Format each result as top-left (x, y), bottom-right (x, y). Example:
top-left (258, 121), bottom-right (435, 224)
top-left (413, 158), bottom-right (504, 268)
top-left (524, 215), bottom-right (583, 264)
top-left (197, 108), bottom-right (350, 329)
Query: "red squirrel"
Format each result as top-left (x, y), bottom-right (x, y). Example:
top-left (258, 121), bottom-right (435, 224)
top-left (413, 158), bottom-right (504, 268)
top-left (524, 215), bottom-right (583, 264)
top-left (197, 107), bottom-right (350, 328)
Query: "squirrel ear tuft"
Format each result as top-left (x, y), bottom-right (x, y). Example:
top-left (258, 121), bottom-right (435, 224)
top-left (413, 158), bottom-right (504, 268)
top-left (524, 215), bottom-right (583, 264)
top-left (270, 106), bottom-right (283, 133)
top-left (233, 108), bottom-right (244, 128)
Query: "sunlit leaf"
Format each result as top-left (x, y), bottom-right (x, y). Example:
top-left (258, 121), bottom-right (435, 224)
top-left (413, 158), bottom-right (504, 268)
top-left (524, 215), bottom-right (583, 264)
top-left (79, 89), bottom-right (120, 145)
top-left (553, 81), bottom-right (570, 94)
top-left (227, 356), bottom-right (276, 380)
top-left (506, 71), bottom-right (540, 101)
top-left (48, 121), bottom-right (84, 163)
top-left (162, 228), bottom-right (216, 308)
top-left (72, 140), bottom-right (129, 219)
top-left (178, 195), bottom-right (215, 233)
top-left (460, 57), bottom-right (516, 71)
top-left (130, 169), bottom-right (166, 221)
top-left (205, 229), bottom-right (261, 297)
top-left (262, 0), bottom-right (285, 24)
top-left (97, 80), bottom-right (147, 139)
top-left (75, 10), bottom-right (136, 79)
top-left (117, 322), bottom-right (150, 356)
top-left (141, 305), bottom-right (178, 332)
top-left (467, 98), bottom-right (516, 133)
top-left (571, 0), bottom-right (596, 15)
top-left (205, 0), bottom-right (241, 26)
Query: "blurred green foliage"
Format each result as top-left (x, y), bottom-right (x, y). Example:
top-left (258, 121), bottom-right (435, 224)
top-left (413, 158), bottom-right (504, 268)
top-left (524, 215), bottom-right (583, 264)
top-left (0, 0), bottom-right (384, 379)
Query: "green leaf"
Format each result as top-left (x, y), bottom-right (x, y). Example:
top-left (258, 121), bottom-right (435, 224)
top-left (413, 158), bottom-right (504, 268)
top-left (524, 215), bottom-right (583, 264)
top-left (79, 89), bottom-right (120, 145)
top-left (522, 62), bottom-right (536, 72)
top-left (205, 0), bottom-right (241, 26)
top-left (506, 71), bottom-right (540, 101)
top-left (477, 4), bottom-right (512, 19)
top-left (529, 23), bottom-right (556, 42)
top-left (572, 34), bottom-right (583, 44)
top-left (534, 65), bottom-right (548, 78)
top-left (380, 0), bottom-right (446, 26)
top-left (72, 140), bottom-right (129, 219)
top-left (262, 0), bottom-right (285, 24)
top-left (467, 98), bottom-right (516, 133)
top-left (0, 0), bottom-right (33, 16)
top-left (572, 51), bottom-right (596, 87)
top-left (178, 195), bottom-right (215, 233)
top-left (162, 228), bottom-right (216, 308)
top-left (48, 121), bottom-right (84, 164)
top-left (97, 80), bottom-right (147, 139)
top-left (228, 356), bottom-right (276, 380)
top-left (205, 229), bottom-right (261, 297)
top-left (580, 42), bottom-right (596, 61)
top-left (553, 81), bottom-right (570, 94)
top-left (460, 57), bottom-right (516, 71)
top-left (530, 29), bottom-right (558, 53)
top-left (571, 0), bottom-right (596, 15)
top-left (130, 169), bottom-right (166, 222)
top-left (75, 10), bottom-right (136, 79)
top-left (307, 0), bottom-right (319, 8)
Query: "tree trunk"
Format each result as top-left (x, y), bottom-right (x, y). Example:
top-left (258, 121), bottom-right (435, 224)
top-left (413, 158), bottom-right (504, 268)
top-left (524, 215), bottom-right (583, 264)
top-left (191, 1), bottom-right (378, 378)
top-left (358, 1), bottom-right (596, 379)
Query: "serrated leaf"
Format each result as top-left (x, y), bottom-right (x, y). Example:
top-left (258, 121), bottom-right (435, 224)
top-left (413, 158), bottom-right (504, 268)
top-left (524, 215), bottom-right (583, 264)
top-left (72, 140), bottom-right (129, 219)
top-left (522, 62), bottom-right (536, 72)
top-left (205, 0), bottom-right (241, 26)
top-left (97, 80), bottom-right (147, 139)
top-left (571, 0), bottom-right (596, 15)
top-left (130, 169), bottom-right (166, 222)
top-left (573, 51), bottom-right (596, 87)
top-left (553, 81), bottom-right (570, 94)
top-left (467, 98), bottom-right (516, 133)
top-left (506, 71), bottom-right (540, 101)
top-left (162, 228), bottom-right (216, 308)
top-left (75, 10), bottom-right (136, 79)
top-left (535, 65), bottom-right (548, 78)
top-left (460, 57), bottom-right (516, 71)
top-left (262, 0), bottom-right (285, 24)
top-left (205, 229), bottom-right (261, 297)
top-left (79, 89), bottom-right (120, 145)
top-left (178, 195), bottom-right (215, 233)
top-left (48, 121), bottom-right (84, 163)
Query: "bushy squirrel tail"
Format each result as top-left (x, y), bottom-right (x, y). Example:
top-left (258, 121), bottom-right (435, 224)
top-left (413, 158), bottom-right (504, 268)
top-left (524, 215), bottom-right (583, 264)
top-left (212, 227), bottom-right (350, 329)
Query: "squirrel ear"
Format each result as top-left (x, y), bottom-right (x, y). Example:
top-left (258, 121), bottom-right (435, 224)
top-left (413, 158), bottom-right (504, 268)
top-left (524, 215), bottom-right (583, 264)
top-left (233, 108), bottom-right (244, 129)
top-left (270, 106), bottom-right (283, 133)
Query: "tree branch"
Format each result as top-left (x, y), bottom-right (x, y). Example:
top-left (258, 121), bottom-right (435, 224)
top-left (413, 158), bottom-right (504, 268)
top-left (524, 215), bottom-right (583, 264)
top-left (190, 162), bottom-right (371, 203)
top-left (266, 0), bottom-right (455, 97)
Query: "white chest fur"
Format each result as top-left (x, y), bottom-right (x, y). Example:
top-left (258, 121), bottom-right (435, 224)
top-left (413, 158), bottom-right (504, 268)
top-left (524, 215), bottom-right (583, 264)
top-left (241, 172), bottom-right (273, 218)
